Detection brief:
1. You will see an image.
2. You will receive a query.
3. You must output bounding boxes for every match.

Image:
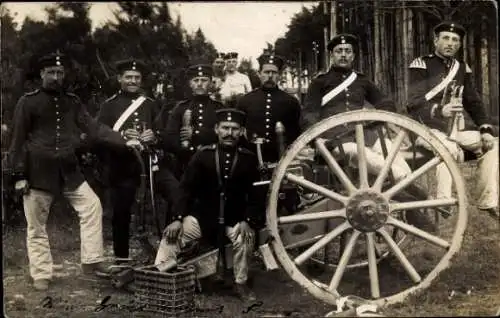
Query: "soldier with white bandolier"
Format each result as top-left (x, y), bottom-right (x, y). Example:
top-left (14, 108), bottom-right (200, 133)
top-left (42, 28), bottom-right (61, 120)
top-left (407, 21), bottom-right (499, 221)
top-left (155, 108), bottom-right (261, 303)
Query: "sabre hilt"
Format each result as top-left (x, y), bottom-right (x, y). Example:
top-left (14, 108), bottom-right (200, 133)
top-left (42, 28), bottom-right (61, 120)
top-left (446, 82), bottom-right (464, 141)
top-left (181, 109), bottom-right (192, 149)
top-left (275, 121), bottom-right (286, 157)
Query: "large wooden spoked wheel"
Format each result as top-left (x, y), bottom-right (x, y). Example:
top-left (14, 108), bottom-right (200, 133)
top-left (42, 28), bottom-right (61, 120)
top-left (266, 110), bottom-right (467, 306)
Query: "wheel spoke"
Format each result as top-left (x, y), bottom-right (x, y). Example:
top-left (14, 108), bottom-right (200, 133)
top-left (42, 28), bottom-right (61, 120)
top-left (286, 173), bottom-right (348, 205)
top-left (384, 157), bottom-right (441, 199)
top-left (386, 216), bottom-right (450, 249)
top-left (285, 234), bottom-right (324, 250)
top-left (278, 209), bottom-right (346, 224)
top-left (294, 221), bottom-right (351, 265)
top-left (377, 228), bottom-right (422, 283)
top-left (372, 130), bottom-right (407, 191)
top-left (390, 198), bottom-right (457, 212)
top-left (315, 138), bottom-right (357, 194)
top-left (366, 232), bottom-right (380, 299)
top-left (355, 124), bottom-right (369, 189)
top-left (328, 230), bottom-right (361, 292)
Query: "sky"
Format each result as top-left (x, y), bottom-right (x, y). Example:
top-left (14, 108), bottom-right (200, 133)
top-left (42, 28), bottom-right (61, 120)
top-left (4, 1), bottom-right (317, 65)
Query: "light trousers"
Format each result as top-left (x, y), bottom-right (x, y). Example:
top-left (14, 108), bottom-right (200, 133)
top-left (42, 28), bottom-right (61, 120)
top-left (23, 181), bottom-right (105, 281)
top-left (155, 216), bottom-right (255, 284)
top-left (416, 129), bottom-right (499, 209)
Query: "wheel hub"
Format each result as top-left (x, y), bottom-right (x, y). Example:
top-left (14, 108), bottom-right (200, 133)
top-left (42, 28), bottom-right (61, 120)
top-left (346, 190), bottom-right (390, 232)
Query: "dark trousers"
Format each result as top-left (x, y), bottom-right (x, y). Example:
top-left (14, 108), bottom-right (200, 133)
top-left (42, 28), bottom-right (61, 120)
top-left (110, 168), bottom-right (180, 259)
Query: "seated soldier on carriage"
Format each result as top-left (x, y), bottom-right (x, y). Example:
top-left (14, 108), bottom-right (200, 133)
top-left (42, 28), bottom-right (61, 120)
top-left (302, 33), bottom-right (436, 231)
top-left (155, 108), bottom-right (262, 303)
top-left (407, 21), bottom-right (499, 222)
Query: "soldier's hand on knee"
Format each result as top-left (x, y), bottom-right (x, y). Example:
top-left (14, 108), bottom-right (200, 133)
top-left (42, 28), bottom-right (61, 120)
top-left (14, 180), bottom-right (29, 195)
top-left (164, 220), bottom-right (182, 243)
top-left (481, 133), bottom-right (495, 152)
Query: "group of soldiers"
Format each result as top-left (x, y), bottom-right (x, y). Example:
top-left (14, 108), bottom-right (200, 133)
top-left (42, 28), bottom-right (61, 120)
top-left (5, 20), bottom-right (498, 303)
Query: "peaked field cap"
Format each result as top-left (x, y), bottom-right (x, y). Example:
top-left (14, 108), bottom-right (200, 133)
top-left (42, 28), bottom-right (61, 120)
top-left (215, 52), bottom-right (226, 59)
top-left (115, 58), bottom-right (148, 74)
top-left (225, 52), bottom-right (238, 59)
top-left (215, 108), bottom-right (246, 125)
top-left (38, 51), bottom-right (70, 69)
top-left (327, 33), bottom-right (358, 51)
top-left (258, 53), bottom-right (285, 70)
top-left (433, 21), bottom-right (466, 38)
top-left (186, 64), bottom-right (213, 78)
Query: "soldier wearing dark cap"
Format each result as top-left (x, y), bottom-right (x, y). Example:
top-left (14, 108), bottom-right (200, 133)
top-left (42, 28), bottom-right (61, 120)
top-left (96, 58), bottom-right (179, 261)
top-left (161, 64), bottom-right (221, 176)
top-left (237, 53), bottom-right (302, 163)
top-left (407, 21), bottom-right (499, 220)
top-left (7, 52), bottom-right (143, 290)
top-left (211, 53), bottom-right (226, 102)
top-left (156, 108), bottom-right (261, 302)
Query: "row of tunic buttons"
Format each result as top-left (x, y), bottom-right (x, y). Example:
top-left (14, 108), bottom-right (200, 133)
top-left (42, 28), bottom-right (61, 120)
top-left (265, 93), bottom-right (272, 138)
top-left (55, 97), bottom-right (60, 150)
top-left (341, 75), bottom-right (351, 109)
top-left (224, 153), bottom-right (231, 179)
top-left (189, 104), bottom-right (205, 151)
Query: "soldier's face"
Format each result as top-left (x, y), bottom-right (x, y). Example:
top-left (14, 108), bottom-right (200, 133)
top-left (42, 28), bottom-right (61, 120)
top-left (215, 121), bottom-right (242, 147)
top-left (189, 76), bottom-right (211, 95)
top-left (330, 44), bottom-right (355, 69)
top-left (40, 65), bottom-right (65, 89)
top-left (213, 58), bottom-right (225, 71)
top-left (118, 70), bottom-right (142, 93)
top-left (434, 32), bottom-right (462, 58)
top-left (260, 64), bottom-right (280, 88)
top-left (225, 58), bottom-right (238, 72)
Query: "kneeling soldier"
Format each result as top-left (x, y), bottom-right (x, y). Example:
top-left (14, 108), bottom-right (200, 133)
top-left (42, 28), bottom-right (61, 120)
top-left (155, 108), bottom-right (262, 302)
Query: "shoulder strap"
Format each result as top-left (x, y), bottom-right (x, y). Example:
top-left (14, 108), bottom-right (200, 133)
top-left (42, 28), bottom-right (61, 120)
top-left (321, 72), bottom-right (357, 106)
top-left (424, 59), bottom-right (460, 101)
top-left (112, 96), bottom-right (147, 131)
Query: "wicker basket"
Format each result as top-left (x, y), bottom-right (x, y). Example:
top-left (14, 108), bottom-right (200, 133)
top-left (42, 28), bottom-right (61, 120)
top-left (133, 264), bottom-right (196, 317)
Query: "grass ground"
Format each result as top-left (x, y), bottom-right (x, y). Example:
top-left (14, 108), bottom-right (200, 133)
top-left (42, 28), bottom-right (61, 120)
top-left (3, 165), bottom-right (500, 317)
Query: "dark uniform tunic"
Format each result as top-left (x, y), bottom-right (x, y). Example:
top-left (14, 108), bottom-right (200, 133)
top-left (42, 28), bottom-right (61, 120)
top-left (172, 144), bottom-right (262, 246)
top-left (96, 90), bottom-right (179, 258)
top-left (7, 88), bottom-right (126, 195)
top-left (406, 54), bottom-right (490, 132)
top-left (302, 66), bottom-right (397, 146)
top-left (162, 95), bottom-right (221, 175)
top-left (237, 86), bottom-right (302, 163)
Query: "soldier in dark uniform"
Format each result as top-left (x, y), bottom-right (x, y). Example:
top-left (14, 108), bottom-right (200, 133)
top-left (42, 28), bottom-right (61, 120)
top-left (237, 53), bottom-right (302, 163)
top-left (211, 52), bottom-right (226, 102)
top-left (96, 58), bottom-right (180, 261)
top-left (7, 52), bottom-right (142, 291)
top-left (156, 109), bottom-right (262, 302)
top-left (407, 22), bottom-right (498, 220)
top-left (161, 64), bottom-right (221, 177)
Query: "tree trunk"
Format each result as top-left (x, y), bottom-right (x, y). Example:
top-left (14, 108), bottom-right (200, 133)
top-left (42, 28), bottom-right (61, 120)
top-left (374, 0), bottom-right (382, 87)
top-left (488, 20), bottom-right (498, 117)
top-left (403, 5), bottom-right (413, 106)
top-left (480, 16), bottom-right (489, 113)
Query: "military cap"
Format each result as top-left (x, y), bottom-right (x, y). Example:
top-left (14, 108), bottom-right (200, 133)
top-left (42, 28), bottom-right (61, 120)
top-left (115, 58), bottom-right (148, 74)
top-left (225, 52), bottom-right (238, 60)
top-left (38, 52), bottom-right (70, 69)
top-left (433, 21), bottom-right (466, 39)
top-left (215, 52), bottom-right (226, 60)
top-left (186, 64), bottom-right (213, 79)
top-left (215, 108), bottom-right (246, 126)
top-left (327, 33), bottom-right (358, 51)
top-left (258, 53), bottom-right (285, 71)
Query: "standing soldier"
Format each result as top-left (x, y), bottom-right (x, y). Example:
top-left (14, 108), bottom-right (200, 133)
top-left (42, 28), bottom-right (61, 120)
top-left (96, 58), bottom-right (179, 262)
top-left (407, 21), bottom-right (498, 221)
top-left (7, 52), bottom-right (142, 291)
top-left (161, 64), bottom-right (221, 176)
top-left (219, 52), bottom-right (252, 106)
top-left (156, 108), bottom-right (261, 303)
top-left (237, 53), bottom-right (302, 164)
top-left (211, 52), bottom-right (226, 102)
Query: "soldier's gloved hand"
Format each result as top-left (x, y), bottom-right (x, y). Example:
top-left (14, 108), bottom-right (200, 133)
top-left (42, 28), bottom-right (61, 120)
top-left (139, 129), bottom-right (156, 144)
top-left (125, 139), bottom-right (145, 151)
top-left (441, 102), bottom-right (463, 118)
top-left (164, 220), bottom-right (183, 243)
top-left (179, 127), bottom-right (193, 142)
top-left (14, 180), bottom-right (29, 195)
top-left (123, 128), bottom-right (140, 140)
